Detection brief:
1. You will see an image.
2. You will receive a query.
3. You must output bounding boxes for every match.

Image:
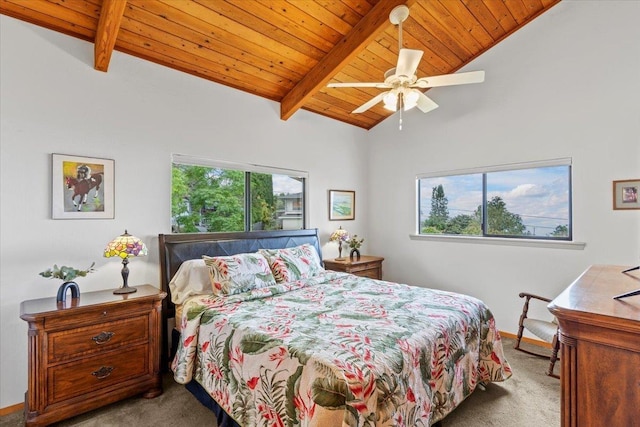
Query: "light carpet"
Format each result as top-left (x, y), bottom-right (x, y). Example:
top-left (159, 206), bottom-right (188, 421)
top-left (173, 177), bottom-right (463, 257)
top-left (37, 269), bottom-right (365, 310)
top-left (0, 338), bottom-right (559, 427)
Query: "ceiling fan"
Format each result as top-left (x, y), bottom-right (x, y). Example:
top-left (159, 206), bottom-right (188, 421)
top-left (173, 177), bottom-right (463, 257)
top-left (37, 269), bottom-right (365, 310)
top-left (327, 5), bottom-right (485, 129)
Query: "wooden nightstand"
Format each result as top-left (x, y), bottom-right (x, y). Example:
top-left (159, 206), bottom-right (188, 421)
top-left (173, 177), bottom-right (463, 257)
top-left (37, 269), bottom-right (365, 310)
top-left (323, 255), bottom-right (384, 279)
top-left (20, 285), bottom-right (166, 427)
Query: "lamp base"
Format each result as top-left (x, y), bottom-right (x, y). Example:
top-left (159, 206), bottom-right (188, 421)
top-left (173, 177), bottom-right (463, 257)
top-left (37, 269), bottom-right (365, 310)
top-left (113, 285), bottom-right (137, 295)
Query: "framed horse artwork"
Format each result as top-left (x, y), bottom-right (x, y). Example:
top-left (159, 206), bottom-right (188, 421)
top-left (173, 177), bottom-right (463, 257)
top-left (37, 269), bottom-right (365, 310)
top-left (51, 154), bottom-right (115, 219)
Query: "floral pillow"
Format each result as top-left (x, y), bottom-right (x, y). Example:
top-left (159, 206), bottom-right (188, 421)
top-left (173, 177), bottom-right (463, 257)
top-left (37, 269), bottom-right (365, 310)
top-left (259, 244), bottom-right (324, 283)
top-left (202, 253), bottom-right (276, 296)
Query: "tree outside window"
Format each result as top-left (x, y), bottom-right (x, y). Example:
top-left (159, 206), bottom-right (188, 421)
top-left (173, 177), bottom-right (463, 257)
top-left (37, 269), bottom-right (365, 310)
top-left (171, 161), bottom-right (305, 233)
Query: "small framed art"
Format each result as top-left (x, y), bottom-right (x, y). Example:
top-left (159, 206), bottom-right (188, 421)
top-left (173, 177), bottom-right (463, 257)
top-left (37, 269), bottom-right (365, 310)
top-left (329, 190), bottom-right (355, 220)
top-left (613, 179), bottom-right (640, 210)
top-left (52, 153), bottom-right (115, 219)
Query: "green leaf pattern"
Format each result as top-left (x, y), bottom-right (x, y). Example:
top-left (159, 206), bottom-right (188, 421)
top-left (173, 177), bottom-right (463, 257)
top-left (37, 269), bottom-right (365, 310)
top-left (172, 271), bottom-right (512, 426)
top-left (203, 253), bottom-right (277, 296)
top-left (259, 244), bottom-right (323, 283)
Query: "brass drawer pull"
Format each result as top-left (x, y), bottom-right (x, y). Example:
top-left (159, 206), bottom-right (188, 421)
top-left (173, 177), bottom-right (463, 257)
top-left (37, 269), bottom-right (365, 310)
top-left (91, 366), bottom-right (114, 379)
top-left (92, 331), bottom-right (115, 344)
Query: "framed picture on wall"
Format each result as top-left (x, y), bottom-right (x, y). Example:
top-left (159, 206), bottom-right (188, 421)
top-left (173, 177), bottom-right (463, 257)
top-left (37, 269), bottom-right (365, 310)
top-left (613, 179), bottom-right (640, 210)
top-left (52, 153), bottom-right (115, 219)
top-left (329, 190), bottom-right (355, 220)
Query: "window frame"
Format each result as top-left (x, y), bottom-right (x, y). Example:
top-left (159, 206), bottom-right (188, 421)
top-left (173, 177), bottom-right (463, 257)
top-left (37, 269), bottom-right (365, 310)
top-left (415, 158), bottom-right (574, 242)
top-left (172, 154), bottom-right (308, 233)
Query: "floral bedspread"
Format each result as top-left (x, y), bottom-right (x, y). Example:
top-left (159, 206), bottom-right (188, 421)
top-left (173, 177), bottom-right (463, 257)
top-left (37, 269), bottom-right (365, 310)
top-left (172, 271), bottom-right (512, 427)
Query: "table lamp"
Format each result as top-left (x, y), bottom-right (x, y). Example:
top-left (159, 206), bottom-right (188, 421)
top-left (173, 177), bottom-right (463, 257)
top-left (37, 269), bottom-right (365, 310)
top-left (329, 226), bottom-right (349, 260)
top-left (104, 230), bottom-right (147, 294)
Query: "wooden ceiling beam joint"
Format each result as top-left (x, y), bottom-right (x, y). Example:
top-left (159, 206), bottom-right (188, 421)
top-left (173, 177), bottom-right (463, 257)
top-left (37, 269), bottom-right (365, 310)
top-left (94, 0), bottom-right (127, 72)
top-left (279, 0), bottom-right (413, 121)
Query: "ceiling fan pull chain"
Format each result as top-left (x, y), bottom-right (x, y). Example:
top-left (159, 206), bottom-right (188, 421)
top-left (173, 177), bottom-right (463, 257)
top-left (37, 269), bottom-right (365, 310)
top-left (399, 94), bottom-right (404, 130)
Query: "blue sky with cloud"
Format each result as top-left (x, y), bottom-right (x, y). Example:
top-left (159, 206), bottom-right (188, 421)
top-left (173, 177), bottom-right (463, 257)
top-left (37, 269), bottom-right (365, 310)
top-left (419, 166), bottom-right (570, 236)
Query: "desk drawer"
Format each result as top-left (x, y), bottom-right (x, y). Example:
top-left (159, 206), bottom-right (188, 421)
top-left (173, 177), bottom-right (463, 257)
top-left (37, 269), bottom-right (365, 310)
top-left (48, 344), bottom-right (148, 403)
top-left (48, 315), bottom-right (148, 362)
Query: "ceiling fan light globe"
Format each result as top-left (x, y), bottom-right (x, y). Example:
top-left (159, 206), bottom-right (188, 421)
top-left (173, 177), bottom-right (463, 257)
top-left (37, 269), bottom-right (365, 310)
top-left (383, 102), bottom-right (397, 112)
top-left (383, 92), bottom-right (398, 111)
top-left (403, 89), bottom-right (420, 110)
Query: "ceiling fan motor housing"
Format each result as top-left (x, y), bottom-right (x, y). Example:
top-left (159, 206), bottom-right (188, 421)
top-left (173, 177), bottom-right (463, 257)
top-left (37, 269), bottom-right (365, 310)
top-left (389, 5), bottom-right (410, 25)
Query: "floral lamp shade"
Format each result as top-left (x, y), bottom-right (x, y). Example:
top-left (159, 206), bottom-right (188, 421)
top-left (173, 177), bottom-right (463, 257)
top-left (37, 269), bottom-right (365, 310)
top-left (329, 226), bottom-right (350, 260)
top-left (104, 230), bottom-right (147, 294)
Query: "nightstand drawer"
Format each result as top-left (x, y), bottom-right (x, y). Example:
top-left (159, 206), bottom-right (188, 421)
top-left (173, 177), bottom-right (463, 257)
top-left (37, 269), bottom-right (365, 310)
top-left (324, 256), bottom-right (384, 280)
top-left (48, 315), bottom-right (149, 363)
top-left (44, 300), bottom-right (153, 330)
top-left (48, 344), bottom-right (148, 403)
top-left (355, 268), bottom-right (380, 279)
top-left (348, 261), bottom-right (380, 273)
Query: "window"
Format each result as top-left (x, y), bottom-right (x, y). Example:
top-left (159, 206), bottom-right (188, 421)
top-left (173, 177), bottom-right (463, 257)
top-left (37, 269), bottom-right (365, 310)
top-left (417, 159), bottom-right (572, 240)
top-left (171, 155), bottom-right (307, 233)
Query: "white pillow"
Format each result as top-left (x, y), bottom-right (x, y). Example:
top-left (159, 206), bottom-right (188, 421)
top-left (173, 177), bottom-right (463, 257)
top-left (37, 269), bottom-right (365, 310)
top-left (168, 259), bottom-right (212, 304)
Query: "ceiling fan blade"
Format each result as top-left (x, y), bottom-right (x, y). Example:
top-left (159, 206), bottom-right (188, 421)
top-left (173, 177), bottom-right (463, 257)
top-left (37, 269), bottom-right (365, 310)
top-left (327, 82), bottom-right (391, 88)
top-left (413, 70), bottom-right (485, 88)
top-left (352, 92), bottom-right (388, 114)
top-left (396, 48), bottom-right (423, 78)
top-left (416, 92), bottom-right (439, 113)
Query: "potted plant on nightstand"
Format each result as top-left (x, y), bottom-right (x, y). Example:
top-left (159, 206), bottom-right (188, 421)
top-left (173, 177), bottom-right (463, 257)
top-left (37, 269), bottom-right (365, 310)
top-left (39, 262), bottom-right (95, 303)
top-left (348, 235), bottom-right (364, 261)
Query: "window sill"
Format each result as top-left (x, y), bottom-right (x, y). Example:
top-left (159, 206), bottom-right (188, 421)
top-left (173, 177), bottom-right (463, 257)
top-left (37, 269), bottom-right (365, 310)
top-left (409, 234), bottom-right (586, 250)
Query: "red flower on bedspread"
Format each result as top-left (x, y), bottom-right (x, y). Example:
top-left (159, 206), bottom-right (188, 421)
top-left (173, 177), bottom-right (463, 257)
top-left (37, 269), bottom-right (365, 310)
top-left (229, 346), bottom-right (244, 366)
top-left (269, 347), bottom-right (287, 368)
top-left (212, 388), bottom-right (230, 410)
top-left (207, 361), bottom-right (223, 380)
top-left (260, 322), bottom-right (292, 339)
top-left (406, 387), bottom-right (416, 403)
top-left (398, 338), bottom-right (422, 368)
top-left (183, 334), bottom-right (195, 347)
top-left (214, 318), bottom-right (228, 333)
top-left (257, 403), bottom-right (285, 427)
top-left (247, 376), bottom-right (259, 390)
top-left (333, 359), bottom-right (376, 414)
top-left (293, 390), bottom-right (316, 421)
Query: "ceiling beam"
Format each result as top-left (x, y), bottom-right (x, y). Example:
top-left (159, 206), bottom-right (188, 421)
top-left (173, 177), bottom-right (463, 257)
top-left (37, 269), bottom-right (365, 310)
top-left (94, 0), bottom-right (127, 72)
top-left (280, 0), bottom-right (411, 121)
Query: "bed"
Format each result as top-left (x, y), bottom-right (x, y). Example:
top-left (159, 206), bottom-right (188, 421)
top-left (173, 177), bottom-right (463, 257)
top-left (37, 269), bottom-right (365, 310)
top-left (159, 229), bottom-right (511, 427)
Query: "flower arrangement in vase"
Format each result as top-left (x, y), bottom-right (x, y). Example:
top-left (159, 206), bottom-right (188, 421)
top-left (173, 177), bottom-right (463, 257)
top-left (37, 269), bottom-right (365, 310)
top-left (39, 262), bottom-right (95, 303)
top-left (348, 235), bottom-right (364, 260)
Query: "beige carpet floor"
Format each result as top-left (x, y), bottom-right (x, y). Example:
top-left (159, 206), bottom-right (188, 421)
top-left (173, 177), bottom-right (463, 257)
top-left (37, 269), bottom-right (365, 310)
top-left (0, 338), bottom-right (559, 427)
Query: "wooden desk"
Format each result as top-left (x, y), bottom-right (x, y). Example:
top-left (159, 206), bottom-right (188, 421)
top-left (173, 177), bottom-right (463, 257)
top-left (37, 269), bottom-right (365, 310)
top-left (548, 265), bottom-right (640, 427)
top-left (323, 255), bottom-right (384, 279)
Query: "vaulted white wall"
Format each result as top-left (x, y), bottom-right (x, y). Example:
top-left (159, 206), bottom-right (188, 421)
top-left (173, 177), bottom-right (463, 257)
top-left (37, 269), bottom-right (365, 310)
top-left (367, 1), bottom-right (639, 334)
top-left (0, 17), bottom-right (369, 408)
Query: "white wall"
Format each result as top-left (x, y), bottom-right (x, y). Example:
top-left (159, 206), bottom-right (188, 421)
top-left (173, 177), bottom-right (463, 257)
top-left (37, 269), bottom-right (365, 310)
top-left (0, 17), bottom-right (369, 408)
top-left (367, 1), bottom-right (640, 334)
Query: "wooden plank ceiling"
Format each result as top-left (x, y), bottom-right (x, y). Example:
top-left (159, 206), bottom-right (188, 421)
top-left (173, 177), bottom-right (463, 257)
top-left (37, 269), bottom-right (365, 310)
top-left (1, 0), bottom-right (560, 130)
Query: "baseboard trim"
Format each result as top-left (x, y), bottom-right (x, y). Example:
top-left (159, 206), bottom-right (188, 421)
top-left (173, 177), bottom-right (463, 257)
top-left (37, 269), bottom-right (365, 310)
top-left (499, 330), bottom-right (553, 349)
top-left (0, 402), bottom-right (22, 416)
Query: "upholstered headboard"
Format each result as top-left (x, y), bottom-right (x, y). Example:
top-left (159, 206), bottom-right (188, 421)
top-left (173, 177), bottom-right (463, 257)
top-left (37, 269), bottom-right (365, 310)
top-left (158, 228), bottom-right (321, 367)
